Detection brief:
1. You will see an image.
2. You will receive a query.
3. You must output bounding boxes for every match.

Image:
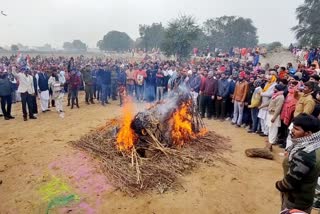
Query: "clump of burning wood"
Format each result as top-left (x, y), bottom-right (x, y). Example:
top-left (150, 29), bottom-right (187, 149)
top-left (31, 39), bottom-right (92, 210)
top-left (72, 86), bottom-right (230, 195)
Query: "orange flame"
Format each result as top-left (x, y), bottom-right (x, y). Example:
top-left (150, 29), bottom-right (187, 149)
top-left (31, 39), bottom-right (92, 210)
top-left (171, 102), bottom-right (208, 146)
top-left (171, 102), bottom-right (194, 146)
top-left (116, 98), bottom-right (137, 151)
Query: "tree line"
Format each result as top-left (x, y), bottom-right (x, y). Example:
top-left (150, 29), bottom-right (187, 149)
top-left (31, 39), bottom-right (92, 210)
top-left (6, 0), bottom-right (319, 56)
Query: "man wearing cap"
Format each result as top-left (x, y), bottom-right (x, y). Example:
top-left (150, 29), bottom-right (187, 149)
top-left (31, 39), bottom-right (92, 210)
top-left (35, 67), bottom-right (50, 113)
top-left (232, 71), bottom-right (249, 127)
top-left (12, 67), bottom-right (37, 121)
top-left (81, 64), bottom-right (95, 104)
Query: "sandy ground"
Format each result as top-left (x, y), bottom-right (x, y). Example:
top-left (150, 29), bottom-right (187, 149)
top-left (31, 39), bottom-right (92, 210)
top-left (0, 92), bottom-right (315, 214)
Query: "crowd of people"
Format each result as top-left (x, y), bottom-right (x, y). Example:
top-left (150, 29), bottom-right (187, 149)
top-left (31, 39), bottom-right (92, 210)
top-left (1, 48), bottom-right (320, 213)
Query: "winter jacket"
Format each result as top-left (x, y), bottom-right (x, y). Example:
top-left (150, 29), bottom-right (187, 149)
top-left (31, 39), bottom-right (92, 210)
top-left (217, 78), bottom-right (230, 98)
top-left (233, 80), bottom-right (249, 102)
top-left (200, 77), bottom-right (218, 96)
top-left (69, 74), bottom-right (81, 90)
top-left (294, 93), bottom-right (316, 117)
top-left (268, 93), bottom-right (285, 121)
top-left (0, 74), bottom-right (12, 96)
top-left (81, 68), bottom-right (93, 85)
top-left (189, 73), bottom-right (201, 93)
top-left (276, 148), bottom-right (320, 211)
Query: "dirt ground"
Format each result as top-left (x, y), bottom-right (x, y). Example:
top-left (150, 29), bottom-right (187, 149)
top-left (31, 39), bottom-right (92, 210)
top-left (0, 92), bottom-right (316, 214)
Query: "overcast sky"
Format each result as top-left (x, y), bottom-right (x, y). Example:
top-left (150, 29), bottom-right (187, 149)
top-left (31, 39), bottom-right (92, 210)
top-left (0, 0), bottom-right (304, 48)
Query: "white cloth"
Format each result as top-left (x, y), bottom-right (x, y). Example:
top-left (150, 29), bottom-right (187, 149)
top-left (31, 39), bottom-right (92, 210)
top-left (260, 118), bottom-right (269, 135)
top-left (266, 113), bottom-right (281, 128)
top-left (12, 72), bottom-right (34, 94)
top-left (267, 113), bottom-right (280, 144)
top-left (40, 90), bottom-right (49, 111)
top-left (55, 92), bottom-right (64, 112)
top-left (285, 123), bottom-right (294, 149)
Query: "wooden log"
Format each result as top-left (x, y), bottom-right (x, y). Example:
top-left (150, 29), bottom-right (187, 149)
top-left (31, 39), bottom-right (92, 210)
top-left (245, 148), bottom-right (274, 160)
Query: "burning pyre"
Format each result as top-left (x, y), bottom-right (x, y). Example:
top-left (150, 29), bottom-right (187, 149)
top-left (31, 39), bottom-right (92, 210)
top-left (72, 86), bottom-right (230, 195)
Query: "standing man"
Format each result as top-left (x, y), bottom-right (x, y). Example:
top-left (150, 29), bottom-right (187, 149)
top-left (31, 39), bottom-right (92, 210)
top-left (98, 67), bottom-right (111, 106)
top-left (232, 71), bottom-right (249, 127)
top-left (216, 72), bottom-right (230, 120)
top-left (294, 81), bottom-right (316, 117)
top-left (276, 114), bottom-right (320, 214)
top-left (12, 67), bottom-right (37, 121)
top-left (36, 67), bottom-right (50, 113)
top-left (69, 68), bottom-right (81, 109)
top-left (199, 71), bottom-right (218, 119)
top-left (126, 65), bottom-right (135, 97)
top-left (134, 65), bottom-right (147, 102)
top-left (81, 64), bottom-right (95, 104)
top-left (0, 68), bottom-right (14, 120)
top-left (189, 67), bottom-right (202, 108)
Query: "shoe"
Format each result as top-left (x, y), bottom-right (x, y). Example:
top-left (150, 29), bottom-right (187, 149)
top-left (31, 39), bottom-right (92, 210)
top-left (4, 116), bottom-right (10, 120)
top-left (90, 101), bottom-right (95, 104)
top-left (278, 144), bottom-right (286, 149)
top-left (23, 117), bottom-right (27, 121)
top-left (0, 114), bottom-right (3, 117)
top-left (29, 116), bottom-right (37, 119)
top-left (86, 101), bottom-right (90, 105)
top-left (247, 130), bottom-right (254, 133)
top-left (8, 115), bottom-right (15, 119)
top-left (231, 122), bottom-right (236, 125)
top-left (236, 124), bottom-right (241, 128)
top-left (225, 117), bottom-right (231, 121)
top-left (259, 133), bottom-right (268, 137)
top-left (42, 110), bottom-right (46, 113)
top-left (59, 110), bottom-right (64, 113)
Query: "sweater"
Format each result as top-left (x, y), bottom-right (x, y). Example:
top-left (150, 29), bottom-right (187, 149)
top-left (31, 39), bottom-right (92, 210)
top-left (294, 93), bottom-right (316, 117)
top-left (268, 93), bottom-right (285, 120)
top-left (200, 77), bottom-right (218, 96)
top-left (276, 149), bottom-right (320, 210)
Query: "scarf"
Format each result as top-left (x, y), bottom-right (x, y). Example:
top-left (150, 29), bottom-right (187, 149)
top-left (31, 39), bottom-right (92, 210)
top-left (272, 91), bottom-right (284, 100)
top-left (262, 75), bottom-right (277, 92)
top-left (287, 130), bottom-right (320, 161)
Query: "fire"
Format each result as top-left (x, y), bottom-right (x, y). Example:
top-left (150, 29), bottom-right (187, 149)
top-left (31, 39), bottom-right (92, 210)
top-left (171, 102), bottom-right (194, 146)
top-left (116, 98), bottom-right (137, 152)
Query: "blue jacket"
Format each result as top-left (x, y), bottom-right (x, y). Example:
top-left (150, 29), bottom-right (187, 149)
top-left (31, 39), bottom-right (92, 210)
top-left (117, 71), bottom-right (126, 86)
top-left (0, 74), bottom-right (12, 96)
top-left (189, 73), bottom-right (201, 93)
top-left (217, 78), bottom-right (231, 98)
top-left (253, 54), bottom-right (260, 66)
top-left (229, 80), bottom-right (236, 95)
top-left (98, 69), bottom-right (111, 85)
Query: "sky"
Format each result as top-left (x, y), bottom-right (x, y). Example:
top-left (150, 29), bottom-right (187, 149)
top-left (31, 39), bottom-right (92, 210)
top-left (0, 0), bottom-right (304, 48)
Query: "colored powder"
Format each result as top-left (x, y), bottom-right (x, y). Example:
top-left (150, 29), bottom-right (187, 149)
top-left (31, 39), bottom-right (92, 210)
top-left (39, 177), bottom-right (71, 202)
top-left (46, 194), bottom-right (79, 214)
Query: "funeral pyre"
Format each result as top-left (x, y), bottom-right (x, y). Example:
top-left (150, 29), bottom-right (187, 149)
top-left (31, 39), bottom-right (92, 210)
top-left (72, 86), bottom-right (230, 195)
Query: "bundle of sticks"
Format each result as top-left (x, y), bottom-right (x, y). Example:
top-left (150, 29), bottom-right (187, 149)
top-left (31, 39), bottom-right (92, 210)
top-left (72, 88), bottom-right (230, 195)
